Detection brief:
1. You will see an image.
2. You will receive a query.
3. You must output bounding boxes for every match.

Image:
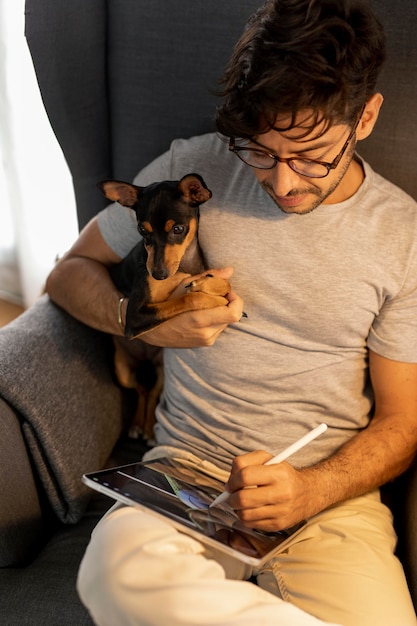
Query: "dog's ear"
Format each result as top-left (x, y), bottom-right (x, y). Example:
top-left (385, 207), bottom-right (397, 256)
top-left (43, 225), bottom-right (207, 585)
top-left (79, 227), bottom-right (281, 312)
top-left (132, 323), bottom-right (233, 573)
top-left (178, 174), bottom-right (212, 206)
top-left (98, 180), bottom-right (143, 207)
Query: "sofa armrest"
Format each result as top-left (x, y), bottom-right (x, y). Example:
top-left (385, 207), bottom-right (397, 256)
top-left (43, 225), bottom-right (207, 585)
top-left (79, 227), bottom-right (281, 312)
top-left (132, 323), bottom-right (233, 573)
top-left (0, 398), bottom-right (47, 566)
top-left (0, 296), bottom-right (131, 525)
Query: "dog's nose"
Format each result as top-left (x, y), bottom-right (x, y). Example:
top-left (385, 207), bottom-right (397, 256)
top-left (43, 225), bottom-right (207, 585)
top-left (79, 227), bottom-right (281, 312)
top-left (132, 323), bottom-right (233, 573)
top-left (152, 269), bottom-right (169, 280)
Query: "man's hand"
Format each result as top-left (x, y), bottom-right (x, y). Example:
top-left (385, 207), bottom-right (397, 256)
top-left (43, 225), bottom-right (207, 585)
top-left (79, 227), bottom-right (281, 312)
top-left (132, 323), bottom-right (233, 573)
top-left (224, 353), bottom-right (417, 533)
top-left (224, 451), bottom-right (316, 532)
top-left (139, 267), bottom-right (245, 348)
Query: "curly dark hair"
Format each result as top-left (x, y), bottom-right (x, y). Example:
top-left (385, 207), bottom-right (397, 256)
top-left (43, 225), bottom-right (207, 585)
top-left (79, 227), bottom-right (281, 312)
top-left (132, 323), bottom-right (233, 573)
top-left (215, 0), bottom-right (386, 139)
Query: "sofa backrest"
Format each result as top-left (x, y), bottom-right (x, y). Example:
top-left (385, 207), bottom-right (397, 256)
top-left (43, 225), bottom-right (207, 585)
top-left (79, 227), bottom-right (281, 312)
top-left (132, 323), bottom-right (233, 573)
top-left (25, 0), bottom-right (417, 229)
top-left (359, 0), bottom-right (417, 201)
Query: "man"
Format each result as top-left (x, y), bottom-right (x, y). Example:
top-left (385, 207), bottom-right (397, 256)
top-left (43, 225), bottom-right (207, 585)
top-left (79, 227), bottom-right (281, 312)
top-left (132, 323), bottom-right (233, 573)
top-left (46, 0), bottom-right (417, 624)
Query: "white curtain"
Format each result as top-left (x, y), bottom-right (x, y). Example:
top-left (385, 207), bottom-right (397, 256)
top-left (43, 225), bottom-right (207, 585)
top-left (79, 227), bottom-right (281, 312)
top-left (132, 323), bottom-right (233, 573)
top-left (0, 0), bottom-right (78, 308)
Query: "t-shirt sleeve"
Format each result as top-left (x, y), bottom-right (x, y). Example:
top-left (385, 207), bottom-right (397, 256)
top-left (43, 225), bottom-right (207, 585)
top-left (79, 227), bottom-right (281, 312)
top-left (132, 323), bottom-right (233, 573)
top-left (367, 243), bottom-right (417, 363)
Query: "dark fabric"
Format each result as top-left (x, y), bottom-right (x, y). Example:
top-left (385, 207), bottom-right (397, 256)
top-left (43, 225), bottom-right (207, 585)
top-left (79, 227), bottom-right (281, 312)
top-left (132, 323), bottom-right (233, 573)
top-left (106, 0), bottom-right (261, 183)
top-left (0, 495), bottom-right (108, 626)
top-left (0, 296), bottom-right (129, 523)
top-left (405, 462), bottom-right (417, 609)
top-left (25, 0), bottom-right (261, 228)
top-left (0, 435), bottom-right (150, 624)
top-left (359, 0), bottom-right (417, 201)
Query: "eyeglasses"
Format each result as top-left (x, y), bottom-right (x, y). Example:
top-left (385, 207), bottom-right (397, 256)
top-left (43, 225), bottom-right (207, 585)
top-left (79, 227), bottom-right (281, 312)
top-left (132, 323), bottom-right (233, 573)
top-left (228, 107), bottom-right (364, 179)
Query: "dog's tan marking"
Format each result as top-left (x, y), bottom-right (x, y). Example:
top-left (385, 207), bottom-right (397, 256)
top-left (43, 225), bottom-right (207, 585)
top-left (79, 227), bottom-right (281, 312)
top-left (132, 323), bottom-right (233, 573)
top-left (147, 272), bottom-right (189, 303)
top-left (129, 289), bottom-right (231, 339)
top-left (142, 221), bottom-right (153, 233)
top-left (161, 217), bottom-right (198, 277)
top-left (187, 276), bottom-right (230, 296)
top-left (152, 292), bottom-right (229, 320)
top-left (164, 219), bottom-right (175, 233)
top-left (162, 243), bottom-right (188, 276)
top-left (186, 217), bottom-right (198, 241)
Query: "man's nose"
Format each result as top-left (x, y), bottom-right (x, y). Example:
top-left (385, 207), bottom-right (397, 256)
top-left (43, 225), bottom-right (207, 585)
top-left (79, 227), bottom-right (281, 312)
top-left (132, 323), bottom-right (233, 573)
top-left (269, 161), bottom-right (301, 197)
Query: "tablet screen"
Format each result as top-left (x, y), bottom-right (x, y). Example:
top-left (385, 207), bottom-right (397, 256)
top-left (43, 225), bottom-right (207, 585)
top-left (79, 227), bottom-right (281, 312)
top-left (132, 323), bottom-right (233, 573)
top-left (84, 457), bottom-right (299, 565)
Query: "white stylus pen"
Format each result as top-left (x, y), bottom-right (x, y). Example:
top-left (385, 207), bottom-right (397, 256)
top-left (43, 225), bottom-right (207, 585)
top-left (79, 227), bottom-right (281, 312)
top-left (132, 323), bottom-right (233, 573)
top-left (209, 423), bottom-right (328, 508)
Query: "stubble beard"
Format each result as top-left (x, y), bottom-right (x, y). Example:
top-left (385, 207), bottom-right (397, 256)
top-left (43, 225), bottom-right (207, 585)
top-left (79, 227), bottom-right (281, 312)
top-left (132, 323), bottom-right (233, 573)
top-left (260, 143), bottom-right (356, 215)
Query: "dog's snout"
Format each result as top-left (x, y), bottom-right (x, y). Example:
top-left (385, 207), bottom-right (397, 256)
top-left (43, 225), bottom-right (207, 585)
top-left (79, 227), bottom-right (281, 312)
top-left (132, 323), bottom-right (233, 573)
top-left (152, 268), bottom-right (169, 280)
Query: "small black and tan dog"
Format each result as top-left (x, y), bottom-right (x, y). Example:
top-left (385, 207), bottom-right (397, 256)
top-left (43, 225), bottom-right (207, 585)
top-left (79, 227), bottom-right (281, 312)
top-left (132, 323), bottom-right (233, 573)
top-left (100, 173), bottom-right (230, 337)
top-left (99, 173), bottom-right (230, 439)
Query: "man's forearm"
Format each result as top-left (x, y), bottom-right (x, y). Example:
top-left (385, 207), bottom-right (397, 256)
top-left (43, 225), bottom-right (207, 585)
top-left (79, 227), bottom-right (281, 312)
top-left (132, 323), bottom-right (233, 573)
top-left (298, 353), bottom-right (417, 522)
top-left (227, 406), bottom-right (417, 532)
top-left (300, 412), bottom-right (417, 520)
top-left (45, 256), bottom-right (125, 336)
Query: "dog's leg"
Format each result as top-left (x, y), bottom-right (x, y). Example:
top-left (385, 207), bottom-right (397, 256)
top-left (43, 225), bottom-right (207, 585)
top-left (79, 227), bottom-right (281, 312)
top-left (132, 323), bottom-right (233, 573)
top-left (113, 337), bottom-right (142, 389)
top-left (112, 336), bottom-right (162, 439)
top-left (125, 275), bottom-right (231, 337)
top-left (129, 389), bottom-right (148, 439)
top-left (185, 275), bottom-right (231, 295)
top-left (143, 359), bottom-right (164, 443)
top-left (127, 291), bottom-right (229, 338)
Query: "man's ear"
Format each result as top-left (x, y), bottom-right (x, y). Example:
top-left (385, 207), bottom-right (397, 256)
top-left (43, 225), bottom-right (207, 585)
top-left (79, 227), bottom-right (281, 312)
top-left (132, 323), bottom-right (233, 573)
top-left (356, 93), bottom-right (384, 141)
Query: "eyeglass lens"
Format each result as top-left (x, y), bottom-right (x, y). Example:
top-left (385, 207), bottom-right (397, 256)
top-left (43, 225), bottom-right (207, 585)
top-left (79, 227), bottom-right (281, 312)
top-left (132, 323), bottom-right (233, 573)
top-left (235, 149), bottom-right (330, 177)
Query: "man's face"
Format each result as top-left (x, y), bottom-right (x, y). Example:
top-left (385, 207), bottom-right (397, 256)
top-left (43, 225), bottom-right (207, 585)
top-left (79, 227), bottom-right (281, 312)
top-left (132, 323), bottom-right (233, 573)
top-left (251, 112), bottom-right (361, 215)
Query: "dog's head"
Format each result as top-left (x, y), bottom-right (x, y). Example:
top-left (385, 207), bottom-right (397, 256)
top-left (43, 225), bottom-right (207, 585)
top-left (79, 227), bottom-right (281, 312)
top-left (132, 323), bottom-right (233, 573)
top-left (99, 174), bottom-right (212, 279)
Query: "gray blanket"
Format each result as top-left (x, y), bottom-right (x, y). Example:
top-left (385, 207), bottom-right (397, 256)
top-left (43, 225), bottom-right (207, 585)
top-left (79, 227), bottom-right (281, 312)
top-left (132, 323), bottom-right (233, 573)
top-left (0, 296), bottom-right (127, 523)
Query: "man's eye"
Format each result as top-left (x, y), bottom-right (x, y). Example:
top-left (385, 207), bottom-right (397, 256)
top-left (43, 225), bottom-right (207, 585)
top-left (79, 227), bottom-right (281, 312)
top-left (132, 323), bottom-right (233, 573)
top-left (173, 225), bottom-right (185, 235)
top-left (253, 150), bottom-right (272, 160)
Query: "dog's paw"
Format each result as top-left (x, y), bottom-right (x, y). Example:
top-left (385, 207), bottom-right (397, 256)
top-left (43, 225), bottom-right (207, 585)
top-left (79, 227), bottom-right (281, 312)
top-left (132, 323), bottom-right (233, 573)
top-left (185, 274), bottom-right (230, 296)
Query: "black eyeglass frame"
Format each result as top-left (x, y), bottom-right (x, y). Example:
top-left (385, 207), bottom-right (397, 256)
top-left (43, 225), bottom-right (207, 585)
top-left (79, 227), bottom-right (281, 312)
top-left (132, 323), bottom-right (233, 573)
top-left (228, 106), bottom-right (365, 179)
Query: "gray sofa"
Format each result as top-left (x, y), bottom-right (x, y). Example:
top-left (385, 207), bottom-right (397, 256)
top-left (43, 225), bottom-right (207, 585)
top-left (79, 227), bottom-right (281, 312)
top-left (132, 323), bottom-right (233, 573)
top-left (0, 1), bottom-right (416, 624)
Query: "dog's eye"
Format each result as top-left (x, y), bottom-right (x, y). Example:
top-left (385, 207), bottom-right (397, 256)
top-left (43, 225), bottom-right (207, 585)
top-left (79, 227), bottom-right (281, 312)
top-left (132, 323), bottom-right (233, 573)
top-left (138, 225), bottom-right (149, 239)
top-left (172, 225), bottom-right (185, 235)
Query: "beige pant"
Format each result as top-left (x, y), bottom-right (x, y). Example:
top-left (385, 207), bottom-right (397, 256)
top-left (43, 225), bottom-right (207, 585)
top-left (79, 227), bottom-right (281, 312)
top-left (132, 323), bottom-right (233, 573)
top-left (77, 450), bottom-right (416, 626)
top-left (257, 490), bottom-right (416, 626)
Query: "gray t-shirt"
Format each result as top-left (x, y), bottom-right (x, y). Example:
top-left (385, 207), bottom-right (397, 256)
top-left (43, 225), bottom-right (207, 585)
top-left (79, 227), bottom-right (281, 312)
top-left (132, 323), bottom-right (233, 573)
top-left (98, 133), bottom-right (417, 470)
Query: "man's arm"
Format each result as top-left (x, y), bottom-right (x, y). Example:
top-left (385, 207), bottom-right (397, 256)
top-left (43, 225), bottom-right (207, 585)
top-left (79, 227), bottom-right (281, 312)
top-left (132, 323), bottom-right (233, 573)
top-left (225, 350), bottom-right (417, 531)
top-left (45, 218), bottom-right (126, 335)
top-left (45, 217), bottom-right (244, 346)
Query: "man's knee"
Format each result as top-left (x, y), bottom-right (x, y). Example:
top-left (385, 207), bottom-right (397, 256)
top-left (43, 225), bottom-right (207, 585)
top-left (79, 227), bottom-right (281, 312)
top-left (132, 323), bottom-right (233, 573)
top-left (76, 506), bottom-right (224, 625)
